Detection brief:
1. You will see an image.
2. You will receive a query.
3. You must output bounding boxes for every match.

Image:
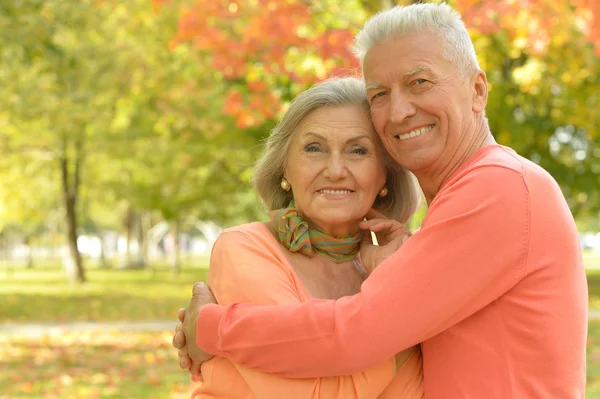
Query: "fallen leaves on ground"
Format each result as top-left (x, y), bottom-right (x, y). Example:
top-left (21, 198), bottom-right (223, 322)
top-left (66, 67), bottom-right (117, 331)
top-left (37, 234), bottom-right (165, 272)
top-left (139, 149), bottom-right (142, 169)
top-left (0, 330), bottom-right (197, 399)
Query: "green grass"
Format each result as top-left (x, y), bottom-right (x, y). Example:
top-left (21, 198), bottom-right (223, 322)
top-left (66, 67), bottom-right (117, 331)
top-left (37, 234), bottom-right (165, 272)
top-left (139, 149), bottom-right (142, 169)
top-left (588, 320), bottom-right (600, 398)
top-left (0, 264), bottom-right (209, 322)
top-left (0, 252), bottom-right (597, 323)
top-left (584, 251), bottom-right (600, 270)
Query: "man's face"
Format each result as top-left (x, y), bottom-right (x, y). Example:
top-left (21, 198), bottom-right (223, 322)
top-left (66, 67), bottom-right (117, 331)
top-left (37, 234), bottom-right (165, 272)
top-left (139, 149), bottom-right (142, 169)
top-left (364, 32), bottom-right (480, 174)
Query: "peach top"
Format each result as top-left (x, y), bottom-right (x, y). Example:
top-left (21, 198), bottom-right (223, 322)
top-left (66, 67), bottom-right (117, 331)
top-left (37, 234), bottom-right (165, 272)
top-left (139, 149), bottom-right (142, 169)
top-left (192, 222), bottom-right (423, 399)
top-left (197, 146), bottom-right (588, 398)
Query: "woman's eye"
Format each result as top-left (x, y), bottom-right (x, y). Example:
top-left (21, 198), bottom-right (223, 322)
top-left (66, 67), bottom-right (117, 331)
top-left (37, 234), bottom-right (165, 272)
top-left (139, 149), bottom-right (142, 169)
top-left (305, 144), bottom-right (321, 153)
top-left (351, 146), bottom-right (368, 155)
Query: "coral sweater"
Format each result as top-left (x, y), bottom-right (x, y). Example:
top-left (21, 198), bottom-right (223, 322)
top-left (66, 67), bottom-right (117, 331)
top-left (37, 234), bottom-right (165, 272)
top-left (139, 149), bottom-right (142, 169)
top-left (197, 145), bottom-right (588, 398)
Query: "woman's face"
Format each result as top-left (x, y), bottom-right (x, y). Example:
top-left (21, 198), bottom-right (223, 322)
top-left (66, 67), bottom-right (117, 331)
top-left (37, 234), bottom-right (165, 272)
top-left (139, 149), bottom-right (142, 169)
top-left (284, 105), bottom-right (387, 236)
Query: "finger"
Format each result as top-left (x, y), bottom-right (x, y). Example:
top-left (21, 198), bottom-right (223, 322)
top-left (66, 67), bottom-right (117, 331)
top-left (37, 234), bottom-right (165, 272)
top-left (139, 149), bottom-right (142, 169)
top-left (192, 281), bottom-right (207, 296)
top-left (172, 331), bottom-right (186, 349)
top-left (361, 229), bottom-right (374, 245)
top-left (364, 208), bottom-right (387, 220)
top-left (178, 348), bottom-right (189, 357)
top-left (179, 354), bottom-right (192, 370)
top-left (178, 308), bottom-right (186, 323)
top-left (359, 218), bottom-right (389, 230)
top-left (361, 220), bottom-right (395, 233)
top-left (190, 361), bottom-right (202, 381)
top-left (191, 371), bottom-right (204, 383)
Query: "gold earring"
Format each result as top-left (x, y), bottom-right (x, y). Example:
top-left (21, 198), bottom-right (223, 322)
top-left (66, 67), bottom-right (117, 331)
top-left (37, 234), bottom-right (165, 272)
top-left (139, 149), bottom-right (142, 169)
top-left (280, 178), bottom-right (291, 191)
top-left (379, 186), bottom-right (388, 197)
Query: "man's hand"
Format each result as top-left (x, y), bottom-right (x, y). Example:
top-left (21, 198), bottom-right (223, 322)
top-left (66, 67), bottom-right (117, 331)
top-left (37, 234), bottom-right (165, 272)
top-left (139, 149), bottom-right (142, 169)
top-left (172, 282), bottom-right (218, 381)
top-left (359, 208), bottom-right (412, 274)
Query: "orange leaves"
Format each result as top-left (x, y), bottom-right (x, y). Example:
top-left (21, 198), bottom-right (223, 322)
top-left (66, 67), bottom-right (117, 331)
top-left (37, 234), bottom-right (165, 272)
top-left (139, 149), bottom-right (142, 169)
top-left (315, 30), bottom-right (357, 63)
top-left (571, 0), bottom-right (600, 55)
top-left (169, 0), bottom-right (358, 127)
top-left (455, 0), bottom-right (600, 55)
top-left (223, 89), bottom-right (279, 128)
top-left (174, 0), bottom-right (311, 71)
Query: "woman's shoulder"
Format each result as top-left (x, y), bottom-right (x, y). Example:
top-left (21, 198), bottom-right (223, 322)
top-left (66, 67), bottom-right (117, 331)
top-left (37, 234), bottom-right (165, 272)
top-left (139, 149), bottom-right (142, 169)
top-left (222, 221), bottom-right (270, 236)
top-left (216, 222), bottom-right (275, 247)
top-left (208, 222), bottom-right (301, 304)
top-left (211, 221), bottom-right (287, 264)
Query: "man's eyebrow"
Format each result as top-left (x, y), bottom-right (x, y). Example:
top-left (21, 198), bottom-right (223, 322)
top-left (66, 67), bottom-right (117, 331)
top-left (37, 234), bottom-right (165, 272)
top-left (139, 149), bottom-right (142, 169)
top-left (366, 67), bottom-right (432, 90)
top-left (404, 66), bottom-right (432, 77)
top-left (366, 83), bottom-right (384, 91)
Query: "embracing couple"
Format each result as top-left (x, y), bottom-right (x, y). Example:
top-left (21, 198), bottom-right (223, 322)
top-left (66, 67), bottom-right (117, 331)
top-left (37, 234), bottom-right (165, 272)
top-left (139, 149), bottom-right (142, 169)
top-left (172, 3), bottom-right (587, 398)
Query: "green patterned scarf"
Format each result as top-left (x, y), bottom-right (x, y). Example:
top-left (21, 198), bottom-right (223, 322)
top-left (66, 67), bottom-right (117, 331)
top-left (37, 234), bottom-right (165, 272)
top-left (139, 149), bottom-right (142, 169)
top-left (270, 203), bottom-right (361, 263)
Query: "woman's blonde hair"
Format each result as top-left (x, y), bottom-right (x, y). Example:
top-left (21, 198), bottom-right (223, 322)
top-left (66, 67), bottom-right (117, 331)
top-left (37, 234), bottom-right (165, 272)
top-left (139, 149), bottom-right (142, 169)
top-left (252, 76), bottom-right (420, 223)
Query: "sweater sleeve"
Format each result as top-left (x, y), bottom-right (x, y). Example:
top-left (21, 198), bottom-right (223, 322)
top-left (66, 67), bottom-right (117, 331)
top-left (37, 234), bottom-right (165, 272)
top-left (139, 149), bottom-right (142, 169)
top-left (199, 228), bottom-right (398, 398)
top-left (197, 165), bottom-right (529, 377)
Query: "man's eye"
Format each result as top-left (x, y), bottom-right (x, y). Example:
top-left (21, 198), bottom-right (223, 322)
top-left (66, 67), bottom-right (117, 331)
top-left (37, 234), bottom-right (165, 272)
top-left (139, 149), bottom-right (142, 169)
top-left (415, 79), bottom-right (428, 85)
top-left (371, 92), bottom-right (386, 101)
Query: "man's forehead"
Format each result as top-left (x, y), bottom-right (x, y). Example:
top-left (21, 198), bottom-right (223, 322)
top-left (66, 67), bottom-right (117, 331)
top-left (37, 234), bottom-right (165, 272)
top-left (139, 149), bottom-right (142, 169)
top-left (365, 65), bottom-right (433, 89)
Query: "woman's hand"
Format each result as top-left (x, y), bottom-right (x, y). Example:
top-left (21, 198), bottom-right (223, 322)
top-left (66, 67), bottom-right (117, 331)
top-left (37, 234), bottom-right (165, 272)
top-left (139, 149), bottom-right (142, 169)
top-left (359, 208), bottom-right (412, 274)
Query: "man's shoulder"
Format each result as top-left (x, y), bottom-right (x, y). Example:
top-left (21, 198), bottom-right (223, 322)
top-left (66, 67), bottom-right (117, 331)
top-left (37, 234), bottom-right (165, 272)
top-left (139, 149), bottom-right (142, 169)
top-left (452, 145), bottom-right (553, 189)
top-left (466, 145), bottom-right (524, 173)
top-left (442, 146), bottom-right (525, 193)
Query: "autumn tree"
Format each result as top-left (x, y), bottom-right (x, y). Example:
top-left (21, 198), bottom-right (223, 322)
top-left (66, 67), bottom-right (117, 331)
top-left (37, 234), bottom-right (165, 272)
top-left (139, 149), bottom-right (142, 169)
top-left (0, 0), bottom-right (126, 282)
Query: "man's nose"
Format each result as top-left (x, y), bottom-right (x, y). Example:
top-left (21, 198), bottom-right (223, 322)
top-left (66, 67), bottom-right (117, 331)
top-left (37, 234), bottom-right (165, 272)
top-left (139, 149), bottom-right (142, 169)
top-left (389, 91), bottom-right (417, 125)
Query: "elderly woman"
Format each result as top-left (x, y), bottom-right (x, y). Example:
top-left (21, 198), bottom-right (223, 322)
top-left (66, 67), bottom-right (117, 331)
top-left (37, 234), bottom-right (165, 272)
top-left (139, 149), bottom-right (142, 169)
top-left (188, 77), bottom-right (423, 398)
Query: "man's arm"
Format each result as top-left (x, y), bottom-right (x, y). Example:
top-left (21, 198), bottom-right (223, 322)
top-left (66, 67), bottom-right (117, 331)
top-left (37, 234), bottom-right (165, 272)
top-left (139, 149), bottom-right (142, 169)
top-left (197, 165), bottom-right (530, 378)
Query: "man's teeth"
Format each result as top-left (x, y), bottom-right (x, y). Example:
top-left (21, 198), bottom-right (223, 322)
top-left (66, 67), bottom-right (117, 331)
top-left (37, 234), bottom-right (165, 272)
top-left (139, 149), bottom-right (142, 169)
top-left (320, 189), bottom-right (352, 194)
top-left (396, 125), bottom-right (434, 140)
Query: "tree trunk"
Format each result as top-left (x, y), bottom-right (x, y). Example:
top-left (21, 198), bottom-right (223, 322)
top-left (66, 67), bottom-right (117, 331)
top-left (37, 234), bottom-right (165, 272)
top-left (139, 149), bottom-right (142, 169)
top-left (60, 140), bottom-right (86, 284)
top-left (1, 230), bottom-right (11, 278)
top-left (99, 232), bottom-right (111, 269)
top-left (134, 211), bottom-right (147, 268)
top-left (24, 236), bottom-right (34, 268)
top-left (124, 206), bottom-right (135, 267)
top-left (169, 219), bottom-right (181, 276)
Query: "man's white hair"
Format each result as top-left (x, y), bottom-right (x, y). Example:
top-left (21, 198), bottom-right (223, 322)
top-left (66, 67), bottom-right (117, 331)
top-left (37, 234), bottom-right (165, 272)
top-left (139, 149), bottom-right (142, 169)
top-left (354, 2), bottom-right (480, 77)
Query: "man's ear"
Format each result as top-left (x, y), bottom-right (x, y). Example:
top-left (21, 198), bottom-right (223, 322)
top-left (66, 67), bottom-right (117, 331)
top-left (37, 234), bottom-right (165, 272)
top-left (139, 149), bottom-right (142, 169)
top-left (472, 70), bottom-right (488, 114)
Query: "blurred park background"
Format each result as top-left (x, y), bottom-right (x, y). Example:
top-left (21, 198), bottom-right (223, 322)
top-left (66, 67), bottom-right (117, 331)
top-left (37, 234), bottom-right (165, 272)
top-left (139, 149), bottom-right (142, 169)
top-left (0, 0), bottom-right (599, 397)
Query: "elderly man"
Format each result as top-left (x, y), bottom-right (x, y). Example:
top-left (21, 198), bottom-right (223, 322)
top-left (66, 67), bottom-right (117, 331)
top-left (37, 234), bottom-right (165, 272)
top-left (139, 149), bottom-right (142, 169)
top-left (174, 3), bottom-right (587, 397)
